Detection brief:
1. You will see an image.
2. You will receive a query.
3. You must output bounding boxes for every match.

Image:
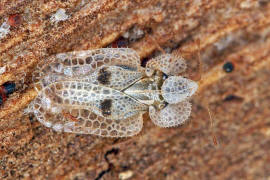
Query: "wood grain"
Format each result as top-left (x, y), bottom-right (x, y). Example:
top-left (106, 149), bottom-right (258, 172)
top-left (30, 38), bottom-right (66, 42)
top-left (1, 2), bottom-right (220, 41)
top-left (1, 0), bottom-right (270, 179)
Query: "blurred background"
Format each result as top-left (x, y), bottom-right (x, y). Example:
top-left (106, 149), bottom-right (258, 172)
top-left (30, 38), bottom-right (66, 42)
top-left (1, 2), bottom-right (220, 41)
top-left (0, 0), bottom-right (270, 179)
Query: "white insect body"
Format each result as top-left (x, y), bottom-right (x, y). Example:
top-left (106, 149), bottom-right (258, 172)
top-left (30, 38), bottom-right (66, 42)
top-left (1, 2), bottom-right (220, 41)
top-left (28, 48), bottom-right (198, 137)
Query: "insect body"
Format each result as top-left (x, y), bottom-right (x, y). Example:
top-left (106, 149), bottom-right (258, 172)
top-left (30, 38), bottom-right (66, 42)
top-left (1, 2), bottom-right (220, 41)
top-left (0, 82), bottom-right (16, 105)
top-left (28, 48), bottom-right (198, 137)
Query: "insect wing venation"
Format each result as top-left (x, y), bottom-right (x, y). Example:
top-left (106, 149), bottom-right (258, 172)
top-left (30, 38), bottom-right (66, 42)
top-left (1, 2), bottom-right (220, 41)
top-left (32, 48), bottom-right (142, 92)
top-left (44, 81), bottom-right (148, 120)
top-left (29, 48), bottom-right (147, 137)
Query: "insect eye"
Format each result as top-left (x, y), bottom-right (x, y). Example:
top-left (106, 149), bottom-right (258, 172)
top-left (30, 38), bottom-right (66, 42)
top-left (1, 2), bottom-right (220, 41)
top-left (162, 73), bottom-right (168, 80)
top-left (145, 68), bottom-right (154, 76)
top-left (157, 101), bottom-right (168, 110)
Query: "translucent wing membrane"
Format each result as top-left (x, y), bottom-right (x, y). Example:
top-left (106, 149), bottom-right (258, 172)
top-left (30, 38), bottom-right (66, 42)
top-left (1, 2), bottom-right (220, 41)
top-left (89, 65), bottom-right (143, 90)
top-left (30, 94), bottom-right (143, 137)
top-left (28, 48), bottom-right (197, 137)
top-left (62, 113), bottom-right (144, 137)
top-left (146, 53), bottom-right (186, 75)
top-left (32, 48), bottom-right (142, 92)
top-left (46, 81), bottom-right (148, 120)
top-left (161, 76), bottom-right (198, 104)
top-left (149, 100), bottom-right (192, 127)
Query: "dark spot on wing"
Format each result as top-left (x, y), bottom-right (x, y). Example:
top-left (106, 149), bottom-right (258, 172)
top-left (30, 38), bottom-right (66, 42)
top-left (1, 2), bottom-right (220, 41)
top-left (86, 56), bottom-right (93, 64)
top-left (63, 59), bottom-right (71, 66)
top-left (97, 67), bottom-right (111, 85)
top-left (100, 99), bottom-right (112, 116)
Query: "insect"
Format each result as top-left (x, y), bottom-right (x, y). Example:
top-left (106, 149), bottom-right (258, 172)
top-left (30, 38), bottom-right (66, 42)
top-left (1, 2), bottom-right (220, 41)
top-left (0, 82), bottom-right (16, 106)
top-left (223, 61), bottom-right (234, 73)
top-left (27, 48), bottom-right (198, 137)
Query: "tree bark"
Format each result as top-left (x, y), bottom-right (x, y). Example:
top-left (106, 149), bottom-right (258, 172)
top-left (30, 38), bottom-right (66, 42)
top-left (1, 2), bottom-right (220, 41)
top-left (1, 0), bottom-right (270, 179)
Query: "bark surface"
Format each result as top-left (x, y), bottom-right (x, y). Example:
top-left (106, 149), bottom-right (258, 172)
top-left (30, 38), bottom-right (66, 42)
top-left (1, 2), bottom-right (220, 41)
top-left (1, 0), bottom-right (270, 179)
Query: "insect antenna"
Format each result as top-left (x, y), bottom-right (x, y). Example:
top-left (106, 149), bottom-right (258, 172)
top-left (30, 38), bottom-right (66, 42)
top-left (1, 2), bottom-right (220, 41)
top-left (207, 104), bottom-right (219, 146)
top-left (147, 35), bottom-right (166, 54)
top-left (196, 39), bottom-right (219, 146)
top-left (176, 38), bottom-right (218, 146)
top-left (194, 39), bottom-right (219, 146)
top-left (176, 38), bottom-right (202, 81)
top-left (193, 39), bottom-right (202, 81)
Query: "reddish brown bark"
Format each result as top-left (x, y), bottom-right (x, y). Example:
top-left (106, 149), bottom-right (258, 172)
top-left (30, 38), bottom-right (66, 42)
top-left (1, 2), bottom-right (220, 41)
top-left (1, 0), bottom-right (270, 179)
